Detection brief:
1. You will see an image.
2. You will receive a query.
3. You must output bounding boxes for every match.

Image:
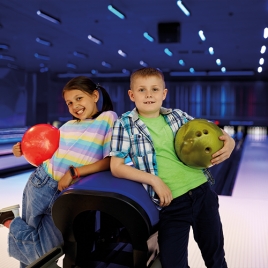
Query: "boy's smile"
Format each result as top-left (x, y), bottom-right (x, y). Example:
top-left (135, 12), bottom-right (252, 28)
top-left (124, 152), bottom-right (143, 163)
top-left (128, 76), bottom-right (167, 118)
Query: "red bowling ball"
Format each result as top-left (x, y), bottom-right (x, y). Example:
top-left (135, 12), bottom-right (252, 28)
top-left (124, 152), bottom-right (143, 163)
top-left (21, 124), bottom-right (60, 167)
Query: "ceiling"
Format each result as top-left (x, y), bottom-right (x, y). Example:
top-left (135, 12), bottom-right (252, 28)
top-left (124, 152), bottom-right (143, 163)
top-left (0, 0), bottom-right (268, 79)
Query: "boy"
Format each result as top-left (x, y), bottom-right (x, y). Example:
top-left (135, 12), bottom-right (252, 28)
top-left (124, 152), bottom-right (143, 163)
top-left (110, 67), bottom-right (234, 267)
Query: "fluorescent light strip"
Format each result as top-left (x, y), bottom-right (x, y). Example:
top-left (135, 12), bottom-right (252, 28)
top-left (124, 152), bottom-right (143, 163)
top-left (0, 44), bottom-right (9, 50)
top-left (164, 48), bottom-right (173, 56)
top-left (73, 51), bottom-right (88, 59)
top-left (107, 5), bottom-right (125, 19)
top-left (88, 35), bottom-right (102, 45)
top-left (67, 63), bottom-right (77, 69)
top-left (140, 61), bottom-right (148, 67)
top-left (264, 27), bottom-right (268, 39)
top-left (36, 37), bottom-right (51, 46)
top-left (34, 53), bottom-right (50, 60)
top-left (177, 1), bottom-right (190, 16)
top-left (143, 32), bottom-right (154, 42)
top-left (198, 30), bottom-right (206, 41)
top-left (0, 55), bottom-right (15, 61)
top-left (118, 50), bottom-right (127, 57)
top-left (36, 10), bottom-right (60, 24)
top-left (102, 61), bottom-right (111, 68)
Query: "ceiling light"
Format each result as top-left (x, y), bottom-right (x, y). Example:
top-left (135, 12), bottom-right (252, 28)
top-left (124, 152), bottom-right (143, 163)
top-left (118, 50), bottom-right (127, 57)
top-left (208, 47), bottom-right (214, 55)
top-left (264, 28), bottom-right (268, 39)
top-left (67, 63), bottom-right (77, 69)
top-left (178, 59), bottom-right (185, 66)
top-left (198, 30), bottom-right (206, 41)
top-left (34, 53), bottom-right (50, 60)
top-left (177, 1), bottom-right (190, 16)
top-left (164, 48), bottom-right (173, 56)
top-left (73, 51), bottom-right (88, 59)
top-left (221, 67), bottom-right (226, 73)
top-left (0, 44), bottom-right (9, 50)
top-left (189, 67), bottom-right (195, 73)
top-left (36, 10), bottom-right (60, 24)
top-left (259, 58), bottom-right (264, 65)
top-left (107, 5), bottom-right (125, 19)
top-left (216, 59), bottom-right (221, 66)
top-left (143, 32), bottom-right (154, 42)
top-left (258, 67), bottom-right (262, 73)
top-left (36, 37), bottom-right (51, 46)
top-left (88, 35), bottom-right (102, 45)
top-left (139, 60), bottom-right (148, 67)
top-left (0, 55), bottom-right (15, 61)
top-left (260, 45), bottom-right (266, 54)
top-left (102, 61), bottom-right (111, 68)
top-left (122, 69), bottom-right (130, 74)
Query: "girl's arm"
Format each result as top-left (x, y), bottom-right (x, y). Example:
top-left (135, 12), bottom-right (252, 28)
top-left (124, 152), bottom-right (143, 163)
top-left (12, 142), bottom-right (23, 157)
top-left (58, 157), bottom-right (111, 191)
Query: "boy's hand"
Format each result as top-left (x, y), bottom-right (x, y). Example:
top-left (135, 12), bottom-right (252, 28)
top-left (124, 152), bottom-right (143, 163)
top-left (58, 171), bottom-right (73, 191)
top-left (12, 142), bottom-right (23, 157)
top-left (211, 129), bottom-right (235, 165)
top-left (152, 177), bottom-right (173, 207)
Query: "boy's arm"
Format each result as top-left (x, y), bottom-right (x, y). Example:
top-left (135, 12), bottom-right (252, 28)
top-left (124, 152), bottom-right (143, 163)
top-left (211, 129), bottom-right (235, 165)
top-left (110, 156), bottom-right (173, 207)
top-left (12, 142), bottom-right (23, 157)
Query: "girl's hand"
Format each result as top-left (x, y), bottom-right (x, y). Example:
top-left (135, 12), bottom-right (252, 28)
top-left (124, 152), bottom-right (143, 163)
top-left (12, 142), bottom-right (23, 157)
top-left (152, 177), bottom-right (173, 207)
top-left (211, 129), bottom-right (235, 165)
top-left (58, 171), bottom-right (73, 191)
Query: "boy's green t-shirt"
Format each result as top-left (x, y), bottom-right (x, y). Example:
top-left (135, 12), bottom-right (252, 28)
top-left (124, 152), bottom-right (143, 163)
top-left (139, 114), bottom-right (207, 199)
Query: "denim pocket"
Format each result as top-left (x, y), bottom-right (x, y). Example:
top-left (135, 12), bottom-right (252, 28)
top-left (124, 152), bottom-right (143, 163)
top-left (30, 170), bottom-right (49, 188)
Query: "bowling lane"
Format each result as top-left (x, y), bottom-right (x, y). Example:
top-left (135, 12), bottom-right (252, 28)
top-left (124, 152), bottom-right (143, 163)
top-left (232, 130), bottom-right (268, 200)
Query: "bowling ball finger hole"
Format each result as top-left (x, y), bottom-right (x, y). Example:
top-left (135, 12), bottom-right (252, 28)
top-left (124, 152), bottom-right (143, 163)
top-left (205, 147), bottom-right (211, 154)
top-left (203, 129), bottom-right (209, 135)
top-left (195, 131), bottom-right (202, 137)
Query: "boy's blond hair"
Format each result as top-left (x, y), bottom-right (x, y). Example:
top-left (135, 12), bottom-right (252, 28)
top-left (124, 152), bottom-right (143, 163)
top-left (130, 67), bottom-right (165, 89)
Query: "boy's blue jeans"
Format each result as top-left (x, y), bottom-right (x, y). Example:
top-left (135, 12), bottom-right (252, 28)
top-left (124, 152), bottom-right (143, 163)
top-left (158, 182), bottom-right (227, 268)
top-left (8, 165), bottom-right (63, 268)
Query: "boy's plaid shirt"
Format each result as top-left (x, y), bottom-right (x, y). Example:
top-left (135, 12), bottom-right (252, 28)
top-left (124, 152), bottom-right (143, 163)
top-left (110, 107), bottom-right (215, 208)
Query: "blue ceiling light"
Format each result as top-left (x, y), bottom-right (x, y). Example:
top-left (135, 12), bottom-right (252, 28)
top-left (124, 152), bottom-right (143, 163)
top-left (221, 67), bottom-right (226, 73)
top-left (102, 61), bottom-right (111, 68)
top-left (36, 37), bottom-right (51, 46)
top-left (164, 48), bottom-right (173, 56)
top-left (177, 1), bottom-right (190, 16)
top-left (260, 45), bottom-right (266, 54)
top-left (216, 59), bottom-right (221, 66)
top-left (73, 51), bottom-right (88, 59)
top-left (208, 47), bottom-right (214, 55)
top-left (198, 30), bottom-right (206, 41)
top-left (143, 32), bottom-right (154, 42)
top-left (107, 5), bottom-right (125, 19)
top-left (118, 50), bottom-right (127, 57)
top-left (67, 63), bottom-right (77, 69)
top-left (179, 59), bottom-right (185, 66)
top-left (0, 55), bottom-right (15, 61)
top-left (139, 60), bottom-right (148, 67)
top-left (36, 10), bottom-right (60, 24)
top-left (258, 66), bottom-right (262, 73)
top-left (264, 27), bottom-right (268, 39)
top-left (88, 35), bottom-right (102, 45)
top-left (189, 67), bottom-right (195, 73)
top-left (91, 69), bottom-right (98, 74)
top-left (34, 53), bottom-right (50, 60)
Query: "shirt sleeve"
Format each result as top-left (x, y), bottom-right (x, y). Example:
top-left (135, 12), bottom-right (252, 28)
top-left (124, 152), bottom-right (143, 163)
top-left (109, 118), bottom-right (131, 159)
top-left (102, 111), bottom-right (118, 158)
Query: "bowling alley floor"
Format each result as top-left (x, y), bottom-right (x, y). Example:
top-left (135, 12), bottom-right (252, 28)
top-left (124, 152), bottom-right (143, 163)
top-left (1, 134), bottom-right (268, 268)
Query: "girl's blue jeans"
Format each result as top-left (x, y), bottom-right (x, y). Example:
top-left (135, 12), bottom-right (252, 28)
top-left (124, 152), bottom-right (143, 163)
top-left (8, 165), bottom-right (63, 267)
top-left (158, 182), bottom-right (228, 268)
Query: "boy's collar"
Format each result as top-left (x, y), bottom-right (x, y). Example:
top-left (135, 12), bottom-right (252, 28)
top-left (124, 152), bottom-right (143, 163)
top-left (130, 107), bottom-right (173, 121)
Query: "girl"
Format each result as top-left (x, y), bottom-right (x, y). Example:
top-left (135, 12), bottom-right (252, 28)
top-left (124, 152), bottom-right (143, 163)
top-left (0, 76), bottom-right (118, 267)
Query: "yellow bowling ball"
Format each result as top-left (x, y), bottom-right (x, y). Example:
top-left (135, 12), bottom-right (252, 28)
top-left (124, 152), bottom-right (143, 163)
top-left (174, 119), bottom-right (224, 169)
